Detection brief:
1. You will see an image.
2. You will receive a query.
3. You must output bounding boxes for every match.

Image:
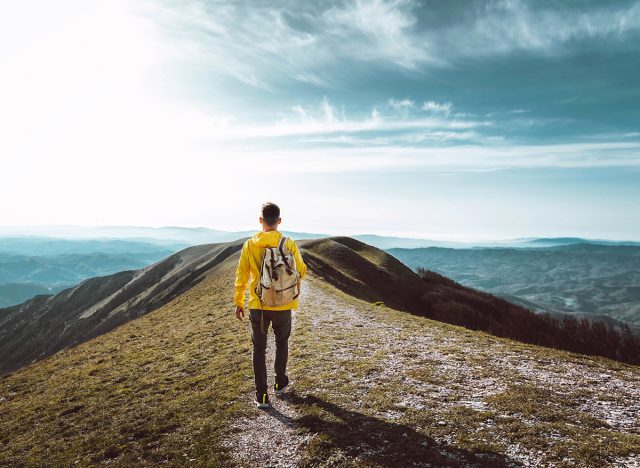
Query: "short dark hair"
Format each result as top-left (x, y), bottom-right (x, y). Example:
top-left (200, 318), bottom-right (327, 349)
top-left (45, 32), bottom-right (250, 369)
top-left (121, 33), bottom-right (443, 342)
top-left (261, 202), bottom-right (280, 226)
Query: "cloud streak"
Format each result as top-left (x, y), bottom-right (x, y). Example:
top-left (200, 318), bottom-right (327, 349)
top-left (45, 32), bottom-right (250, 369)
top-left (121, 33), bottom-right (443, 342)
top-left (198, 97), bottom-right (488, 145)
top-left (222, 141), bottom-right (640, 175)
top-left (320, 0), bottom-right (432, 69)
top-left (145, 0), bottom-right (640, 89)
top-left (436, 0), bottom-right (640, 59)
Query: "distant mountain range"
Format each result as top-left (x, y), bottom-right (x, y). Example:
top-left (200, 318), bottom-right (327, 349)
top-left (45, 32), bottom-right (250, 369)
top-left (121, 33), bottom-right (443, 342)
top-left (2, 236), bottom-right (638, 378)
top-left (0, 225), bottom-right (326, 246)
top-left (2, 225), bottom-right (638, 248)
top-left (0, 238), bottom-right (187, 307)
top-left (388, 243), bottom-right (640, 329)
top-left (1, 226), bottom-right (639, 321)
top-left (0, 236), bottom-right (188, 255)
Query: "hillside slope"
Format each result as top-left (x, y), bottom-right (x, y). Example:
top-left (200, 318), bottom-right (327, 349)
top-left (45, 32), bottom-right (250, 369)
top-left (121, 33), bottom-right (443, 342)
top-left (298, 236), bottom-right (429, 311)
top-left (300, 238), bottom-right (640, 365)
top-left (1, 240), bottom-right (639, 466)
top-left (0, 239), bottom-right (244, 375)
top-left (2, 236), bottom-right (638, 377)
top-left (0, 237), bottom-right (188, 307)
top-left (0, 235), bottom-right (539, 377)
top-left (387, 244), bottom-right (640, 328)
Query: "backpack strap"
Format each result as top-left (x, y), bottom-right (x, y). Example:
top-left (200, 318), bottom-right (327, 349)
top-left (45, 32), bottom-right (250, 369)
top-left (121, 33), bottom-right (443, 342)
top-left (278, 236), bottom-right (293, 273)
top-left (277, 235), bottom-right (287, 253)
top-left (268, 247), bottom-right (278, 280)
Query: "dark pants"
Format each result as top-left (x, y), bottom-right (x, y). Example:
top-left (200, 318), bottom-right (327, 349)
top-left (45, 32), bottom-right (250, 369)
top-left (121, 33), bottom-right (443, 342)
top-left (249, 308), bottom-right (292, 395)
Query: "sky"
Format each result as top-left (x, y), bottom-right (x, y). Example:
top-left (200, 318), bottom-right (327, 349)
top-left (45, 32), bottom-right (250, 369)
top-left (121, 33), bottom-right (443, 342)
top-left (1, 0), bottom-right (639, 240)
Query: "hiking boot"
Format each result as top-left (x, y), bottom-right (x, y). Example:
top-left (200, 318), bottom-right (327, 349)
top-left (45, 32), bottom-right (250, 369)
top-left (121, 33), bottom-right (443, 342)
top-left (255, 392), bottom-right (271, 409)
top-left (274, 375), bottom-right (290, 395)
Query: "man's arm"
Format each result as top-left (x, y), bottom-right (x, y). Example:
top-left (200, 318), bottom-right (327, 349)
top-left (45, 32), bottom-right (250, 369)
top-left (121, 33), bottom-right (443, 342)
top-left (234, 242), bottom-right (250, 310)
top-left (288, 239), bottom-right (307, 280)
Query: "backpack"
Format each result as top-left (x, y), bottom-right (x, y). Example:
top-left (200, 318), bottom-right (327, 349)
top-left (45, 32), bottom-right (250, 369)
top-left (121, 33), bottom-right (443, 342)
top-left (255, 236), bottom-right (300, 307)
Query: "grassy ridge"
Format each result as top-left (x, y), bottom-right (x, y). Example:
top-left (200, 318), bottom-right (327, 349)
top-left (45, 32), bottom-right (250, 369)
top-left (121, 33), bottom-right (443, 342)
top-left (0, 257), bottom-right (252, 466)
top-left (1, 243), bottom-right (638, 466)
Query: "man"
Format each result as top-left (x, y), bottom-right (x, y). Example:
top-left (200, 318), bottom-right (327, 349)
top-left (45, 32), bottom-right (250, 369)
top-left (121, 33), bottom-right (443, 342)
top-left (234, 202), bottom-right (307, 409)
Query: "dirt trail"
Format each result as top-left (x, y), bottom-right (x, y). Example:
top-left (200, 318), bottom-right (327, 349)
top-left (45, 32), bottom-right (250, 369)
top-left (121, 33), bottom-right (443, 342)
top-left (220, 278), bottom-right (379, 467)
top-left (221, 276), bottom-right (640, 467)
top-left (219, 287), bottom-right (315, 468)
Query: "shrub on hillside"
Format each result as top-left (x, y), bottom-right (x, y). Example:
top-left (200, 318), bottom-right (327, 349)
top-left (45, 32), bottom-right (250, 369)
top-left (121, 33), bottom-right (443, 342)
top-left (415, 267), bottom-right (640, 365)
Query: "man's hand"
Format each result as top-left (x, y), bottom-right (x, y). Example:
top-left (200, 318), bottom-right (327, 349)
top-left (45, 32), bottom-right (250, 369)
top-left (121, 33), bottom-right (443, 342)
top-left (235, 306), bottom-right (245, 321)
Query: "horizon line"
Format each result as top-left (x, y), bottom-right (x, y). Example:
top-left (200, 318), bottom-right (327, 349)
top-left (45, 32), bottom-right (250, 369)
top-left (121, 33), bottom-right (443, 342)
top-left (0, 224), bottom-right (639, 244)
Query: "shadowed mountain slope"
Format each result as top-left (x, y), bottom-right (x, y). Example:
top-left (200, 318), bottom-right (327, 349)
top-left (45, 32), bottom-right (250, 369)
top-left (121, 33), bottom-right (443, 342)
top-left (0, 239), bottom-right (245, 376)
top-left (301, 237), bottom-right (639, 364)
top-left (297, 236), bottom-right (429, 312)
top-left (299, 237), bottom-right (536, 323)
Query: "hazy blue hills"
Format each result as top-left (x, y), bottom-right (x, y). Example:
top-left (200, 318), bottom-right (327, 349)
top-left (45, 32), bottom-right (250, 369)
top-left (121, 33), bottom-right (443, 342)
top-left (0, 236), bottom-right (188, 255)
top-left (1, 227), bottom-right (639, 310)
top-left (0, 238), bottom-right (189, 307)
top-left (3, 225), bottom-right (638, 249)
top-left (0, 240), bottom-right (245, 375)
top-left (388, 243), bottom-right (640, 328)
top-left (0, 226), bottom-right (327, 246)
top-left (515, 237), bottom-right (640, 248)
top-left (356, 234), bottom-right (640, 249)
top-left (3, 236), bottom-right (638, 380)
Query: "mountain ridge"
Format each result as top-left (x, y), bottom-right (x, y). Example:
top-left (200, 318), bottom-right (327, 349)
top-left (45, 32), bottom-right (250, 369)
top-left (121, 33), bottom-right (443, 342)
top-left (3, 236), bottom-right (639, 378)
top-left (0, 239), bottom-right (245, 376)
top-left (1, 240), bottom-right (638, 466)
top-left (3, 225), bottom-right (639, 248)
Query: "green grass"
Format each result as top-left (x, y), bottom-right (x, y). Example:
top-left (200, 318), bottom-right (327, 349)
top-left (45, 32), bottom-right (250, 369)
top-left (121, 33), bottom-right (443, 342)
top-left (286, 275), bottom-right (640, 467)
top-left (1, 265), bottom-right (638, 467)
top-left (0, 261), bottom-right (253, 466)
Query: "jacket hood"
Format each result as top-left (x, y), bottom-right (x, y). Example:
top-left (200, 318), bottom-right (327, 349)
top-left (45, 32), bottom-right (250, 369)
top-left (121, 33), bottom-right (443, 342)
top-left (251, 230), bottom-right (283, 248)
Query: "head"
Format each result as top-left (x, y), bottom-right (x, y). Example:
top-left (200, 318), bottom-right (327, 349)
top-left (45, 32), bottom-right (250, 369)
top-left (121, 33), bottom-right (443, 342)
top-left (259, 202), bottom-right (281, 231)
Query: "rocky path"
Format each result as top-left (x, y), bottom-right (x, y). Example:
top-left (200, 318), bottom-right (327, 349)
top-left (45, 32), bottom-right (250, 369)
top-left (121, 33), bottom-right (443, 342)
top-left (221, 276), bottom-right (640, 467)
top-left (219, 277), bottom-right (381, 467)
top-left (219, 293), bottom-right (313, 468)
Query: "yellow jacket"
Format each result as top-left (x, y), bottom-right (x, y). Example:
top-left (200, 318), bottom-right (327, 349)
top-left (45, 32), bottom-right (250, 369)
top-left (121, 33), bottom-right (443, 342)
top-left (234, 230), bottom-right (307, 310)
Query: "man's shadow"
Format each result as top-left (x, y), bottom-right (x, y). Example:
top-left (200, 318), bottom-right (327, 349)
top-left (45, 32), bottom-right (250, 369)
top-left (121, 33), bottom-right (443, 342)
top-left (266, 391), bottom-right (519, 467)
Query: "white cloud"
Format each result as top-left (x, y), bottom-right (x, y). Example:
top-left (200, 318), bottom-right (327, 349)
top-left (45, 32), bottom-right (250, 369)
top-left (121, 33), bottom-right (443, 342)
top-left (320, 96), bottom-right (343, 123)
top-left (388, 98), bottom-right (415, 116)
top-left (321, 0), bottom-right (433, 69)
top-left (138, 0), bottom-right (640, 91)
top-left (439, 0), bottom-right (640, 58)
top-left (422, 101), bottom-right (453, 116)
top-left (141, 0), bottom-right (442, 91)
top-left (196, 97), bottom-right (486, 143)
top-left (231, 141), bottom-right (640, 175)
top-left (291, 105), bottom-right (308, 118)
